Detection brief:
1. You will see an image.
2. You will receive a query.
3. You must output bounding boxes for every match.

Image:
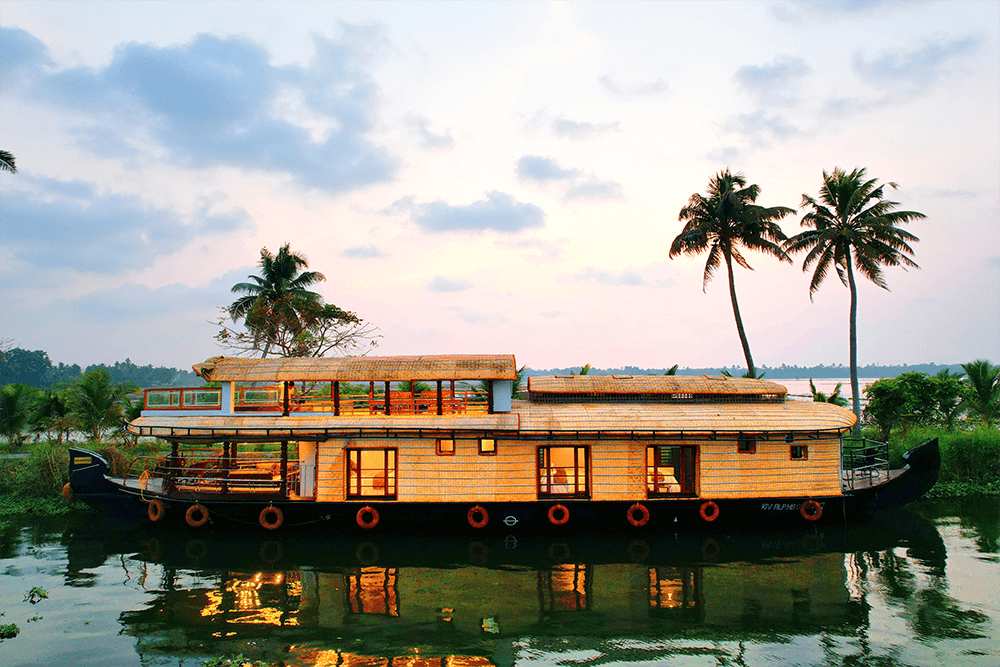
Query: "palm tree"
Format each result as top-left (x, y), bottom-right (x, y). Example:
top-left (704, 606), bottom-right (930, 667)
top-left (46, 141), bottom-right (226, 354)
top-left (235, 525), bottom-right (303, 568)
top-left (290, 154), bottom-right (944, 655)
top-left (809, 378), bottom-right (849, 407)
top-left (785, 167), bottom-right (924, 434)
top-left (670, 170), bottom-right (794, 379)
top-left (961, 359), bottom-right (999, 426)
top-left (0, 150), bottom-right (16, 173)
top-left (229, 244), bottom-right (326, 357)
top-left (69, 369), bottom-right (138, 441)
top-left (664, 364), bottom-right (679, 376)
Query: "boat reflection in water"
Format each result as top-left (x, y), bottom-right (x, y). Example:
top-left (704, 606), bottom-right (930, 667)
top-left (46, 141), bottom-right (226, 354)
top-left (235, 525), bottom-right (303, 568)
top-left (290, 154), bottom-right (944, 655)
top-left (98, 510), bottom-right (953, 667)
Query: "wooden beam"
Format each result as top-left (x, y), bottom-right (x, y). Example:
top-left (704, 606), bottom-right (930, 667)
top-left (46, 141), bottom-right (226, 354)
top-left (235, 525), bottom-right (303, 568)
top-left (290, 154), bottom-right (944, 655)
top-left (436, 380), bottom-right (443, 416)
top-left (282, 381), bottom-right (290, 416)
top-left (384, 381), bottom-right (391, 415)
top-left (487, 380), bottom-right (494, 415)
top-left (333, 381), bottom-right (340, 416)
top-left (280, 440), bottom-right (288, 498)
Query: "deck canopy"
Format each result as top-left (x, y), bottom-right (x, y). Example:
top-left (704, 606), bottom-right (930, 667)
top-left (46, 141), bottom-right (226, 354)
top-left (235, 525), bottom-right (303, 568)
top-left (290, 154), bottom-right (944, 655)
top-left (193, 354), bottom-right (518, 383)
top-left (528, 375), bottom-right (788, 402)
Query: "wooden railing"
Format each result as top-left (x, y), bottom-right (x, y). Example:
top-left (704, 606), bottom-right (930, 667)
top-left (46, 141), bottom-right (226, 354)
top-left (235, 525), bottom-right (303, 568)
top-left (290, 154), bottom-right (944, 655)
top-left (124, 448), bottom-right (300, 499)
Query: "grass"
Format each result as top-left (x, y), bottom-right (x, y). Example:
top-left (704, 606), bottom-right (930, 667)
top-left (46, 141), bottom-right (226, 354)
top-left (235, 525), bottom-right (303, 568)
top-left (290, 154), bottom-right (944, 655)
top-left (879, 425), bottom-right (1000, 499)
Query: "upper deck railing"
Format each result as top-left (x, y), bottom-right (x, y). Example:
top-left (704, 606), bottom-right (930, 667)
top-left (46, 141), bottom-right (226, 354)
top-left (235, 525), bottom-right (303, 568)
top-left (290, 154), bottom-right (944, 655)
top-left (143, 386), bottom-right (490, 415)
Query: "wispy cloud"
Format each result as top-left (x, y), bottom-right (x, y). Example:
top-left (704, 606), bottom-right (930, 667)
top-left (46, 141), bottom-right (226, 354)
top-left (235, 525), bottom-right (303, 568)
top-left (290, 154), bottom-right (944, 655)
top-left (599, 74), bottom-right (667, 97)
top-left (427, 276), bottom-right (472, 293)
top-left (734, 56), bottom-right (810, 107)
top-left (411, 191), bottom-right (544, 234)
top-left (517, 155), bottom-right (622, 201)
top-left (551, 116), bottom-right (621, 140)
top-left (341, 244), bottom-right (385, 258)
top-left (1, 175), bottom-right (252, 273)
top-left (0, 27), bottom-right (395, 192)
top-left (406, 114), bottom-right (455, 149)
top-left (853, 37), bottom-right (979, 88)
top-left (573, 268), bottom-right (646, 287)
top-left (723, 111), bottom-right (799, 143)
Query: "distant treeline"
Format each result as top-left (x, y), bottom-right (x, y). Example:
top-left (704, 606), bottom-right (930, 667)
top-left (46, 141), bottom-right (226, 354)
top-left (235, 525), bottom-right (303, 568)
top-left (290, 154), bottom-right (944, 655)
top-left (0, 348), bottom-right (203, 389)
top-left (526, 363), bottom-right (967, 379)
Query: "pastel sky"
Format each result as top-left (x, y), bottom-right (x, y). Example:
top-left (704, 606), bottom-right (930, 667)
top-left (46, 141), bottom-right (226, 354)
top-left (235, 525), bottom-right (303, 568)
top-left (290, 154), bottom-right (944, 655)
top-left (1, 0), bottom-right (998, 372)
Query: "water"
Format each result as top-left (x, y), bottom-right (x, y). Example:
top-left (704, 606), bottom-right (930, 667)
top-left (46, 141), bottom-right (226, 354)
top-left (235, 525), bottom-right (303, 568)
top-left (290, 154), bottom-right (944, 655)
top-left (1, 499), bottom-right (997, 667)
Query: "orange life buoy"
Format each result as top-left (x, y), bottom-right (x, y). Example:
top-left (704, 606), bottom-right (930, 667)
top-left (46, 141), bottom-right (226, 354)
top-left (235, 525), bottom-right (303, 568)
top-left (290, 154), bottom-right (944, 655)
top-left (148, 499), bottom-right (167, 522)
top-left (548, 504), bottom-right (570, 525)
top-left (185, 504), bottom-right (209, 528)
top-left (627, 503), bottom-right (650, 527)
top-left (259, 505), bottom-right (283, 530)
top-left (356, 506), bottom-right (379, 529)
top-left (62, 482), bottom-right (74, 502)
top-left (467, 505), bottom-right (489, 529)
top-left (699, 500), bottom-right (720, 522)
top-left (800, 499), bottom-right (823, 521)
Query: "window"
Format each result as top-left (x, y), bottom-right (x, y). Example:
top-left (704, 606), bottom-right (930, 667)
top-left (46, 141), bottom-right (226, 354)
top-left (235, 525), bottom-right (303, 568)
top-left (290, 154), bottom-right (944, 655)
top-left (479, 438), bottom-right (496, 456)
top-left (346, 448), bottom-right (397, 499)
top-left (436, 439), bottom-right (455, 456)
top-left (737, 437), bottom-right (756, 454)
top-left (790, 445), bottom-right (808, 460)
top-left (647, 446), bottom-right (697, 496)
top-left (538, 446), bottom-right (589, 498)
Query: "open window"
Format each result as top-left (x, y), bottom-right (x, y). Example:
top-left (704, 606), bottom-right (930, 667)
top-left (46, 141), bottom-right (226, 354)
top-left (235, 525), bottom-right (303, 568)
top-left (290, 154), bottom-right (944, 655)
top-left (346, 448), bottom-right (397, 499)
top-left (538, 446), bottom-right (589, 498)
top-left (647, 446), bottom-right (697, 496)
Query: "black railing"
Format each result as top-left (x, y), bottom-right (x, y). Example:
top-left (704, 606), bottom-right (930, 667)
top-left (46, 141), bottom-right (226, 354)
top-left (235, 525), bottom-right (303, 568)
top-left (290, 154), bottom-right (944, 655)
top-left (842, 437), bottom-right (889, 490)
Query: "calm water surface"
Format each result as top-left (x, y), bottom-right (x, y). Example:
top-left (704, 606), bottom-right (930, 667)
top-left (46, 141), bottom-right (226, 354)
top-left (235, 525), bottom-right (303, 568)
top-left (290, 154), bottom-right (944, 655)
top-left (1, 499), bottom-right (997, 667)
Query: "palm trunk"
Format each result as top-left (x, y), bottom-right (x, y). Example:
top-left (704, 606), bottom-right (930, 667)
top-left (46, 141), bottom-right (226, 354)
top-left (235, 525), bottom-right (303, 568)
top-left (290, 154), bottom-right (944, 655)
top-left (725, 251), bottom-right (756, 378)
top-left (846, 250), bottom-right (861, 437)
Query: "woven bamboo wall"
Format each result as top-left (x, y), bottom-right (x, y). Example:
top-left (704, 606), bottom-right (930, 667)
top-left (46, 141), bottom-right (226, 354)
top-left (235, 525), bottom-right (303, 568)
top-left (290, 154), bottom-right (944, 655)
top-left (699, 437), bottom-right (843, 499)
top-left (316, 436), bottom-right (842, 503)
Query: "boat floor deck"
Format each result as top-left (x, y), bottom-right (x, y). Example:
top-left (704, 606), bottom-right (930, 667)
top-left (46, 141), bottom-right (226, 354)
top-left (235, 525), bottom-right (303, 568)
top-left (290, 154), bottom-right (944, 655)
top-left (116, 477), bottom-right (313, 501)
top-left (842, 469), bottom-right (902, 491)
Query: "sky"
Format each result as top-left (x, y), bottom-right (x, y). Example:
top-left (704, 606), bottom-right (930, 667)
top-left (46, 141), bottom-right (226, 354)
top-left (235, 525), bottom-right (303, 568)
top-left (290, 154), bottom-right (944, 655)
top-left (1, 0), bottom-right (998, 372)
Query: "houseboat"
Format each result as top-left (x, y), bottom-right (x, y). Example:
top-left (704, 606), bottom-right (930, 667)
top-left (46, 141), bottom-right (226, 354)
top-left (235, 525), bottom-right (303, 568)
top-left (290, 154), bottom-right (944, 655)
top-left (66, 354), bottom-right (939, 531)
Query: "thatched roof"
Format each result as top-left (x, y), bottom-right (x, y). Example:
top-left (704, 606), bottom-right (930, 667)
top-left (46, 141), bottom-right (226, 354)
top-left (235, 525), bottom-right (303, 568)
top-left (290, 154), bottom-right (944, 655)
top-left (528, 374), bottom-right (788, 397)
top-left (193, 355), bottom-right (518, 383)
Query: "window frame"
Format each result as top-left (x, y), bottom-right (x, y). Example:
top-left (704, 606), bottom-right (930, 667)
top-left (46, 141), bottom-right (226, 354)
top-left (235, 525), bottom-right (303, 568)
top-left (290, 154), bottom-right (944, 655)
top-left (436, 439), bottom-right (455, 456)
top-left (537, 445), bottom-right (590, 499)
top-left (478, 438), bottom-right (497, 456)
top-left (737, 437), bottom-right (757, 454)
top-left (646, 445), bottom-right (698, 497)
top-left (345, 447), bottom-right (398, 499)
top-left (790, 445), bottom-right (808, 460)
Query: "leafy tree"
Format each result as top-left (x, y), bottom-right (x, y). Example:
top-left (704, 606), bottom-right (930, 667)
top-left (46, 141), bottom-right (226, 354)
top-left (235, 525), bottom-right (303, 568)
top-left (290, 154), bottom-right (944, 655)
top-left (221, 244), bottom-right (378, 358)
top-left (0, 348), bottom-right (52, 387)
top-left (932, 368), bottom-right (967, 430)
top-left (786, 167), bottom-right (924, 435)
top-left (571, 364), bottom-right (592, 376)
top-left (30, 388), bottom-right (75, 444)
top-left (961, 359), bottom-right (1000, 426)
top-left (0, 384), bottom-right (37, 446)
top-left (863, 372), bottom-right (965, 440)
top-left (0, 150), bottom-right (15, 173)
top-left (664, 364), bottom-right (679, 376)
top-left (670, 170), bottom-right (794, 379)
top-left (809, 378), bottom-right (849, 407)
top-left (69, 369), bottom-right (138, 441)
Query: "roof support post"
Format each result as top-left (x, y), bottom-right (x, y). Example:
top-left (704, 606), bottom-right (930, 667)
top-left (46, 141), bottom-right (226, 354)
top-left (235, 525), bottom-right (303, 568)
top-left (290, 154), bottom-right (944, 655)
top-left (333, 381), bottom-right (340, 416)
top-left (221, 442), bottom-right (230, 495)
top-left (436, 380), bottom-right (443, 416)
top-left (384, 381), bottom-right (391, 415)
top-left (280, 440), bottom-right (288, 499)
top-left (282, 382), bottom-right (290, 416)
top-left (487, 380), bottom-right (494, 414)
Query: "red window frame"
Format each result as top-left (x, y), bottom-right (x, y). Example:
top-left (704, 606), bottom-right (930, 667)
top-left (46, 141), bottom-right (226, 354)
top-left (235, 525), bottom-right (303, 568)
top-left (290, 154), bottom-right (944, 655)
top-left (346, 448), bottom-right (397, 499)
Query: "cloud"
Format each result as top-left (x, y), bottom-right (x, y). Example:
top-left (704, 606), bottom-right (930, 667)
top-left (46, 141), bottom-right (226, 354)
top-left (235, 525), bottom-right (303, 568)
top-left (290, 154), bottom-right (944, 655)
top-left (516, 156), bottom-right (581, 182)
top-left (3, 28), bottom-right (395, 192)
top-left (517, 156), bottom-right (622, 201)
top-left (563, 178), bottom-right (623, 201)
top-left (411, 191), bottom-right (544, 234)
top-left (574, 268), bottom-right (646, 287)
top-left (0, 175), bottom-right (253, 273)
top-left (57, 274), bottom-right (238, 322)
top-left (341, 244), bottom-right (385, 258)
top-left (772, 0), bottom-right (893, 23)
top-left (706, 146), bottom-right (741, 163)
top-left (552, 116), bottom-right (620, 140)
top-left (734, 57), bottom-right (810, 107)
top-left (446, 305), bottom-right (487, 324)
top-left (599, 75), bottom-right (667, 97)
top-left (406, 114), bottom-right (455, 149)
top-left (722, 111), bottom-right (799, 143)
top-left (853, 37), bottom-right (979, 88)
top-left (426, 276), bottom-right (472, 293)
top-left (378, 195), bottom-right (417, 215)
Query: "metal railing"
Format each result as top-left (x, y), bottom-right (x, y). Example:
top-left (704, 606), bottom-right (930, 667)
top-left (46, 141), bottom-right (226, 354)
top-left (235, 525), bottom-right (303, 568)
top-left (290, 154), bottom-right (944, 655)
top-left (124, 449), bottom-right (300, 499)
top-left (841, 437), bottom-right (889, 491)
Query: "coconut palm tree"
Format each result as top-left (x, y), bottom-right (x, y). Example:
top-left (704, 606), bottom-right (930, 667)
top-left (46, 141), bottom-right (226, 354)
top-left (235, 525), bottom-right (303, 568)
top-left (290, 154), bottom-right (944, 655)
top-left (69, 369), bottom-right (138, 441)
top-left (809, 378), bottom-right (849, 407)
top-left (670, 170), bottom-right (794, 378)
top-left (0, 150), bottom-right (16, 173)
top-left (229, 244), bottom-right (326, 358)
top-left (961, 359), bottom-right (999, 426)
top-left (785, 167), bottom-right (924, 434)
